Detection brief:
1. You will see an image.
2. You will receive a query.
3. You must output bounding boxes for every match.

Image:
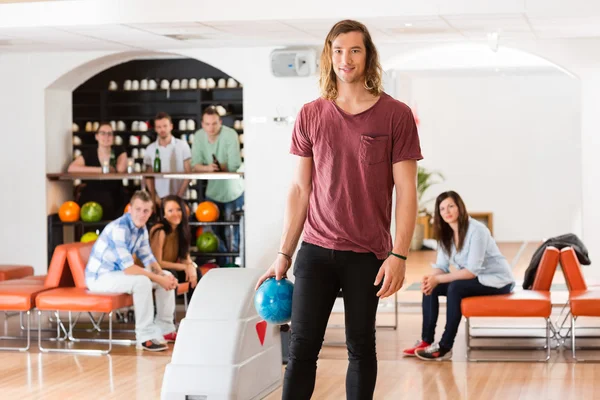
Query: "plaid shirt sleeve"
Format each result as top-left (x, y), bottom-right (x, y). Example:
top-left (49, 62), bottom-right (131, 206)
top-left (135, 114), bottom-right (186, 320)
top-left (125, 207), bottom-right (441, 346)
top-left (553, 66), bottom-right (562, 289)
top-left (110, 223), bottom-right (135, 269)
top-left (135, 228), bottom-right (158, 267)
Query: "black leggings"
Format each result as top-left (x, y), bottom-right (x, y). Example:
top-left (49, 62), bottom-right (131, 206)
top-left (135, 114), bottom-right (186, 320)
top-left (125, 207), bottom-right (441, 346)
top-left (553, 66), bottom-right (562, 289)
top-left (283, 242), bottom-right (383, 400)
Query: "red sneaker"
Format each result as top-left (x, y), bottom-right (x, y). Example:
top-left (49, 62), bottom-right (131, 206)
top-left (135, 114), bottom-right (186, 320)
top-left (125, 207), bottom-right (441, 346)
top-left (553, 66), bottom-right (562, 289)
top-left (163, 332), bottom-right (177, 343)
top-left (402, 340), bottom-right (430, 357)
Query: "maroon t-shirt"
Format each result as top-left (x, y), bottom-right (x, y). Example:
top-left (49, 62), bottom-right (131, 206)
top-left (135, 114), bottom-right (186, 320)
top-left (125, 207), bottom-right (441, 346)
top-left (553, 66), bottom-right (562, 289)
top-left (290, 92), bottom-right (423, 259)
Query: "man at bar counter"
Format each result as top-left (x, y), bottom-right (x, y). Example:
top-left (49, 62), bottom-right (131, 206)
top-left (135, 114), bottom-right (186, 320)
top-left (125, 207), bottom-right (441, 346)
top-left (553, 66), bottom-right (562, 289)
top-left (191, 106), bottom-right (245, 255)
top-left (144, 112), bottom-right (193, 209)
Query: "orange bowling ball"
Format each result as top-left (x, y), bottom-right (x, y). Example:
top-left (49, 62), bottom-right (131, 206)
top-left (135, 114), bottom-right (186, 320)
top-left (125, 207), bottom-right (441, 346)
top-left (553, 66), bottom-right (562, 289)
top-left (195, 201), bottom-right (219, 222)
top-left (58, 201), bottom-right (80, 222)
top-left (198, 263), bottom-right (218, 277)
top-left (124, 203), bottom-right (130, 214)
top-left (196, 226), bottom-right (204, 238)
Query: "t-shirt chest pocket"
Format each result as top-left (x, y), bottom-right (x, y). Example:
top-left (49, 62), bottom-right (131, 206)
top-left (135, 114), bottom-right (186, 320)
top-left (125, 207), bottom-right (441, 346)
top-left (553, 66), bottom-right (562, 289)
top-left (359, 134), bottom-right (388, 165)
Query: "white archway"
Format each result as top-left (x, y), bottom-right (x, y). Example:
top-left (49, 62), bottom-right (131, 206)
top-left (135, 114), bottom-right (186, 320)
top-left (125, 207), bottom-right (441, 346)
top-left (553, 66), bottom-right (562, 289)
top-left (46, 50), bottom-right (243, 91)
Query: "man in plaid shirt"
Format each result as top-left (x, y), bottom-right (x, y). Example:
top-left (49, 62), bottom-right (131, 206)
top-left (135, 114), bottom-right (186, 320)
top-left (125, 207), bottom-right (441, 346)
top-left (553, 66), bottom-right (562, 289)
top-left (85, 190), bottom-right (178, 352)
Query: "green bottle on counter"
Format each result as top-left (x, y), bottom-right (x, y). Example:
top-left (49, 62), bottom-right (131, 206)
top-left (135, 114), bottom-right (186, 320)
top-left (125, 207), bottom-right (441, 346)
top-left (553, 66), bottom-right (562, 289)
top-left (153, 148), bottom-right (161, 172)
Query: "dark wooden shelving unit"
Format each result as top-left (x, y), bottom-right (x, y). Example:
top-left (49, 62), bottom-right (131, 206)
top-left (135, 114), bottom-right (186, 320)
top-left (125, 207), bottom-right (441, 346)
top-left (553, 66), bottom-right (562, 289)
top-left (47, 58), bottom-right (245, 268)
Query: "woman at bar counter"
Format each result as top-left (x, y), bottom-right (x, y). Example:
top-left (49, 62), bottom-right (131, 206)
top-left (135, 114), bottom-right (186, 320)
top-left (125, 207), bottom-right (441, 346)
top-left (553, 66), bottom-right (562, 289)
top-left (68, 122), bottom-right (128, 220)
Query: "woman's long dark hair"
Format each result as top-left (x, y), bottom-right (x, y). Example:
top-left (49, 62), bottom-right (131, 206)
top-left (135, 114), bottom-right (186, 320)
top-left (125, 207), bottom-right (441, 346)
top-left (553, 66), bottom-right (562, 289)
top-left (433, 191), bottom-right (469, 257)
top-left (152, 195), bottom-right (191, 260)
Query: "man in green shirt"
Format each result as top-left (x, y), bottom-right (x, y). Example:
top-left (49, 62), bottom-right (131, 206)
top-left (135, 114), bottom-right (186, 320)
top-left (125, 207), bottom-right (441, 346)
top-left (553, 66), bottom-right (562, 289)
top-left (191, 107), bottom-right (244, 255)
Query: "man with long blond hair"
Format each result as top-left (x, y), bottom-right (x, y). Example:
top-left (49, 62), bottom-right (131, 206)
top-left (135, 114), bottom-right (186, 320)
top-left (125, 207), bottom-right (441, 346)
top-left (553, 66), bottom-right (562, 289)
top-left (256, 19), bottom-right (422, 399)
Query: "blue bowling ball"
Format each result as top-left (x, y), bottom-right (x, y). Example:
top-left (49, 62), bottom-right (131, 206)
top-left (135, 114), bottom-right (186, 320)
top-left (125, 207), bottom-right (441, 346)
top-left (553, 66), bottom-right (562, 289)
top-left (254, 277), bottom-right (294, 325)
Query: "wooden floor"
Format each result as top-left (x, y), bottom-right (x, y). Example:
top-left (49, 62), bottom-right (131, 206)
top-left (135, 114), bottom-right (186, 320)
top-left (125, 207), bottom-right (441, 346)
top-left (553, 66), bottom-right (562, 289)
top-left (2, 242), bottom-right (599, 400)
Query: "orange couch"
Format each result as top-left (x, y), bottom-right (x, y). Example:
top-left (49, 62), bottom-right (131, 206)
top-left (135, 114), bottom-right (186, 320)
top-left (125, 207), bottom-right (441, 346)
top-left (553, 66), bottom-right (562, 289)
top-left (461, 246), bottom-right (560, 362)
top-left (559, 246), bottom-right (600, 361)
top-left (36, 241), bottom-right (190, 354)
top-left (0, 265), bottom-right (34, 281)
top-left (0, 245), bottom-right (73, 351)
top-left (35, 242), bottom-right (133, 355)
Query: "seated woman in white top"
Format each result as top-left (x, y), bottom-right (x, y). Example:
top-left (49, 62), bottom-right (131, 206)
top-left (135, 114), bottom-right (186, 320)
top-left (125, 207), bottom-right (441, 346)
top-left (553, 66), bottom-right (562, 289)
top-left (403, 190), bottom-right (515, 361)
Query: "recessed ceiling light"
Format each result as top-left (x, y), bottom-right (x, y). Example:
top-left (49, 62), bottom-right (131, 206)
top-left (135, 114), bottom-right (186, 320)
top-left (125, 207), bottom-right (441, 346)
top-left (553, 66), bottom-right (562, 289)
top-left (405, 23), bottom-right (413, 27)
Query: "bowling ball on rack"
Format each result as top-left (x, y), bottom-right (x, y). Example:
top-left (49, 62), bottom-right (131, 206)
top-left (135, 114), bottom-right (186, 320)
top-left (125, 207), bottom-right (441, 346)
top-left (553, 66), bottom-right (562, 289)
top-left (58, 201), bottom-right (80, 222)
top-left (81, 201), bottom-right (103, 222)
top-left (80, 231), bottom-right (99, 243)
top-left (198, 262), bottom-right (218, 277)
top-left (196, 232), bottom-right (219, 253)
top-left (195, 201), bottom-right (219, 222)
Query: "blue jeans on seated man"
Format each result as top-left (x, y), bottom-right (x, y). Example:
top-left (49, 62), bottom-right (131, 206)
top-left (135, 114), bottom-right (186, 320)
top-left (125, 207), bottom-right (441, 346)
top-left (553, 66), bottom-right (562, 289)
top-left (207, 194), bottom-right (244, 264)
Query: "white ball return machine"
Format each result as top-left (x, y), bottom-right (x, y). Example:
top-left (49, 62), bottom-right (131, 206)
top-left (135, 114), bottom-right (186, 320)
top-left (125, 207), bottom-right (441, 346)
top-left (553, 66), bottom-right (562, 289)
top-left (161, 268), bottom-right (283, 400)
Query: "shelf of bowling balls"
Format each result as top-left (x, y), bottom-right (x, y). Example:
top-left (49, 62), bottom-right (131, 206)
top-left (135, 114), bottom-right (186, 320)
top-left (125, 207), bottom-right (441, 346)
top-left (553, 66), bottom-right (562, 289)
top-left (189, 251), bottom-right (240, 257)
top-left (104, 99), bottom-right (200, 106)
top-left (47, 172), bottom-right (244, 181)
top-left (79, 100), bottom-right (245, 106)
top-left (188, 221), bottom-right (240, 226)
top-left (200, 100), bottom-right (243, 105)
top-left (50, 219), bottom-right (112, 227)
top-left (72, 145), bottom-right (152, 149)
top-left (78, 88), bottom-right (243, 94)
top-left (51, 220), bottom-right (239, 228)
top-left (99, 114), bottom-right (200, 120)
top-left (72, 130), bottom-right (196, 135)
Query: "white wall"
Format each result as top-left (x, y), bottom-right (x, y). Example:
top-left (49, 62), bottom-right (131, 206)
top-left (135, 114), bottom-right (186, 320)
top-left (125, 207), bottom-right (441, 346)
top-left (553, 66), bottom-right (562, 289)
top-left (578, 68), bottom-right (600, 270)
top-left (45, 89), bottom-right (74, 214)
top-left (0, 55), bottom-right (56, 267)
top-left (393, 71), bottom-right (582, 241)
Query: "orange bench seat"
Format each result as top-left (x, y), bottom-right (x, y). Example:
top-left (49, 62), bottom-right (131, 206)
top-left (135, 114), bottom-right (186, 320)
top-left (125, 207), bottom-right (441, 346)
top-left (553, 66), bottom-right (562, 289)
top-left (569, 289), bottom-right (600, 317)
top-left (0, 245), bottom-right (71, 313)
top-left (177, 282), bottom-right (189, 296)
top-left (36, 288), bottom-right (133, 313)
top-left (0, 265), bottom-right (34, 281)
top-left (459, 246), bottom-right (560, 362)
top-left (0, 278), bottom-right (46, 286)
top-left (462, 291), bottom-right (552, 318)
top-left (0, 286), bottom-right (51, 311)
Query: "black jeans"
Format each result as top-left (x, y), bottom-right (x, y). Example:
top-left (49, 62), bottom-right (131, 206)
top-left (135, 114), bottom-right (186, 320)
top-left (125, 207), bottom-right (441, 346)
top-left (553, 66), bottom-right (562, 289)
top-left (422, 278), bottom-right (512, 349)
top-left (282, 242), bottom-right (383, 400)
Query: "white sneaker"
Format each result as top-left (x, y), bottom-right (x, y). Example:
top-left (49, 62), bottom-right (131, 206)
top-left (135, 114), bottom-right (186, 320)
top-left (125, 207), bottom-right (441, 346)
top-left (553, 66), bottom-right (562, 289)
top-left (136, 339), bottom-right (168, 352)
